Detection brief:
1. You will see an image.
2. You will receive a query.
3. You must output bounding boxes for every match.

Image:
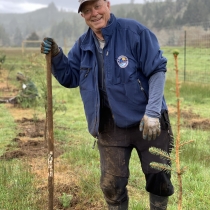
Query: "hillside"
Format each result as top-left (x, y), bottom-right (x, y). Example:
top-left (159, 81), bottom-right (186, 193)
top-left (0, 0), bottom-right (210, 47)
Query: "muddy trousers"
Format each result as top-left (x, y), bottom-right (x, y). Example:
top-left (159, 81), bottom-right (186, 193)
top-left (99, 172), bottom-right (170, 209)
top-left (98, 108), bottom-right (174, 209)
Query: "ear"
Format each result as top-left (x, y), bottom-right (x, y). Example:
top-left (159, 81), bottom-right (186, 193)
top-left (107, 1), bottom-right (111, 10)
top-left (81, 13), bottom-right (84, 18)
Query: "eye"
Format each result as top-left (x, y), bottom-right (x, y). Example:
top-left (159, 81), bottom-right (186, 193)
top-left (84, 9), bottom-right (90, 14)
top-left (95, 3), bottom-right (102, 9)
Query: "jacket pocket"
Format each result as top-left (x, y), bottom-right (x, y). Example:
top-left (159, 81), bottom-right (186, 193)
top-left (124, 79), bottom-right (148, 105)
top-left (79, 66), bottom-right (94, 91)
top-left (113, 56), bottom-right (136, 85)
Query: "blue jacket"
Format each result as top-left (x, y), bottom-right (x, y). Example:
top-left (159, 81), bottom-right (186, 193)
top-left (52, 14), bottom-right (168, 137)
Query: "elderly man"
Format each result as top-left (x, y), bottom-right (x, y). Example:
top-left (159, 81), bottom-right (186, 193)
top-left (41, 0), bottom-right (174, 209)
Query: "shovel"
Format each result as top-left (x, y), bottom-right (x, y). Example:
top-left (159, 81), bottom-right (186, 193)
top-left (46, 51), bottom-right (54, 210)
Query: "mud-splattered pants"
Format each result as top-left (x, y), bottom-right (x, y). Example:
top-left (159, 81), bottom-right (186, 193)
top-left (98, 107), bottom-right (174, 206)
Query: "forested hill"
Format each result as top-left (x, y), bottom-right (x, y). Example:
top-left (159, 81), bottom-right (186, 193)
top-left (0, 0), bottom-right (210, 47)
top-left (112, 0), bottom-right (210, 28)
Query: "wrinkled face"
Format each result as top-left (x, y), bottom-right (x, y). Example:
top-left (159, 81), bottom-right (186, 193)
top-left (80, 0), bottom-right (111, 35)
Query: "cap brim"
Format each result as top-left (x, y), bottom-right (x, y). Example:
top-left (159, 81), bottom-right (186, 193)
top-left (78, 0), bottom-right (95, 13)
top-left (78, 4), bottom-right (83, 13)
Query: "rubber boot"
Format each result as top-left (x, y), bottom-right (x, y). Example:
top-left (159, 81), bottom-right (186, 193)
top-left (108, 200), bottom-right (128, 210)
top-left (149, 193), bottom-right (168, 210)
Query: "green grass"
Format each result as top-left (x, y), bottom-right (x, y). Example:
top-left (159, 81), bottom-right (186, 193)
top-left (164, 79), bottom-right (210, 118)
top-left (0, 160), bottom-right (39, 210)
top-left (0, 105), bottom-right (17, 155)
top-left (162, 46), bottom-right (210, 83)
top-left (0, 47), bottom-right (210, 209)
top-left (0, 105), bottom-right (40, 210)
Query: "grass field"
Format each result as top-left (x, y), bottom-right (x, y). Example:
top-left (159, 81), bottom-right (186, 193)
top-left (162, 46), bottom-right (210, 83)
top-left (0, 47), bottom-right (210, 209)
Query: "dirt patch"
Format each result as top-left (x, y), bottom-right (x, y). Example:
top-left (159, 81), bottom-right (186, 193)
top-left (16, 117), bottom-right (45, 139)
top-left (1, 139), bottom-right (46, 160)
top-left (1, 118), bottom-right (63, 160)
top-left (188, 119), bottom-right (210, 130)
top-left (1, 150), bottom-right (26, 159)
top-left (0, 87), bottom-right (19, 93)
top-left (168, 106), bottom-right (210, 130)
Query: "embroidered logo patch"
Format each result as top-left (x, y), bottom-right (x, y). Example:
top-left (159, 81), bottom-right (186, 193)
top-left (117, 55), bottom-right (129, 68)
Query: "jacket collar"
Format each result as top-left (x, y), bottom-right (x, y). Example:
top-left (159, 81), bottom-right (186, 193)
top-left (80, 13), bottom-right (116, 51)
top-left (101, 13), bottom-right (116, 40)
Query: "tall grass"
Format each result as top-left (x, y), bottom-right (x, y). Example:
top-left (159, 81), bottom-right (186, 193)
top-left (0, 105), bottom-right (40, 210)
top-left (0, 105), bottom-right (17, 155)
top-left (0, 160), bottom-right (39, 210)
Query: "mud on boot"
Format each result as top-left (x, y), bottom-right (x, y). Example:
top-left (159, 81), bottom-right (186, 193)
top-left (108, 200), bottom-right (128, 210)
top-left (149, 193), bottom-right (168, 210)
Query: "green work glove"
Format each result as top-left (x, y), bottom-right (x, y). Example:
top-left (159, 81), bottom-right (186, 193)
top-left (41, 37), bottom-right (60, 57)
top-left (139, 115), bottom-right (161, 141)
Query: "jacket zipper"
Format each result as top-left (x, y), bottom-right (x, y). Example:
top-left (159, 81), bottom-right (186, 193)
top-left (104, 50), bottom-right (115, 120)
top-left (92, 63), bottom-right (99, 149)
top-left (137, 79), bottom-right (148, 100)
top-left (80, 67), bottom-right (91, 78)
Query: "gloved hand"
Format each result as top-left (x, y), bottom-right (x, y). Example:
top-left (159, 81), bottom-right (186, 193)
top-left (41, 37), bottom-right (60, 57)
top-left (139, 115), bottom-right (161, 141)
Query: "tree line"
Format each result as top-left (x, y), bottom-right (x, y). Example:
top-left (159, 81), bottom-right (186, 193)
top-left (114, 0), bottom-right (210, 29)
top-left (0, 0), bottom-right (210, 47)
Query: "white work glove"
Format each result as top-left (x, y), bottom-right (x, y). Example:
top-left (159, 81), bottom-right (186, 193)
top-left (139, 115), bottom-right (161, 141)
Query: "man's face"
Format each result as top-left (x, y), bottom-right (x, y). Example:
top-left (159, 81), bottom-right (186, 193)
top-left (80, 0), bottom-right (111, 35)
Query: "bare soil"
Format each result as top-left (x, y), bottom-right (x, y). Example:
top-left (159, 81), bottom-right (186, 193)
top-left (168, 106), bottom-right (210, 130)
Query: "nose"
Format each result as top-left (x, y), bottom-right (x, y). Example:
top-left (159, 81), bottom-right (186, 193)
top-left (91, 8), bottom-right (98, 16)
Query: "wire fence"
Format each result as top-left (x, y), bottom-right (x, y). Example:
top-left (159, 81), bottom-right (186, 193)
top-left (154, 24), bottom-right (210, 84)
top-left (1, 22), bottom-right (210, 84)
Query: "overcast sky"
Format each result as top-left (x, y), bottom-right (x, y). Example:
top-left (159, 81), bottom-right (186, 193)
top-left (0, 0), bottom-right (145, 13)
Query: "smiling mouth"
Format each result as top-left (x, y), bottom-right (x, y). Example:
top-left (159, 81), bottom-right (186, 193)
top-left (92, 17), bottom-right (102, 22)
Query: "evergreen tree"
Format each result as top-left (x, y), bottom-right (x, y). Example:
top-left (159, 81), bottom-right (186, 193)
top-left (0, 24), bottom-right (10, 46)
top-left (13, 27), bottom-right (23, 47)
top-left (114, 6), bottom-right (127, 19)
top-left (50, 20), bottom-right (73, 47)
top-left (182, 0), bottom-right (207, 25)
top-left (126, 8), bottom-right (143, 22)
top-left (26, 32), bottom-right (40, 47)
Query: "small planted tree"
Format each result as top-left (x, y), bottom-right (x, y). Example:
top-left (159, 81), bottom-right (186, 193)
top-left (16, 79), bottom-right (39, 108)
top-left (173, 49), bottom-right (183, 210)
top-left (149, 50), bottom-right (193, 210)
top-left (26, 32), bottom-right (40, 47)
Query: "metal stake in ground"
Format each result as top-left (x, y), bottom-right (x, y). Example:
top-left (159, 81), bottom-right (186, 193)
top-left (46, 51), bottom-right (54, 210)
